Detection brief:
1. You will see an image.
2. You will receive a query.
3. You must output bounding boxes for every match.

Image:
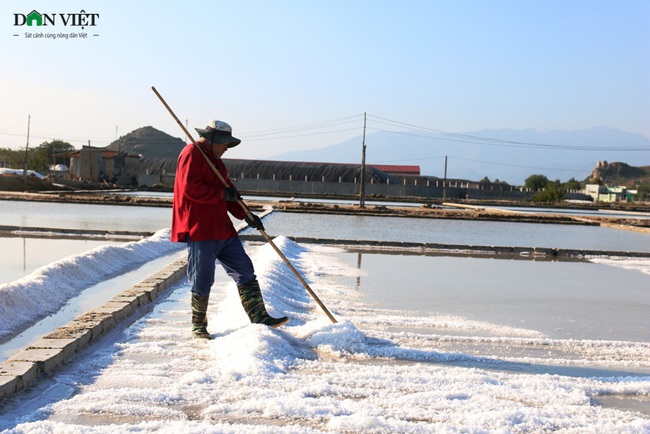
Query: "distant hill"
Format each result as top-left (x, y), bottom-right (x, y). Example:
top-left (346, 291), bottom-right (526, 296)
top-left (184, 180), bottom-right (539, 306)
top-left (106, 126), bottom-right (185, 160)
top-left (587, 161), bottom-right (650, 187)
top-left (106, 126), bottom-right (650, 187)
top-left (271, 127), bottom-right (650, 185)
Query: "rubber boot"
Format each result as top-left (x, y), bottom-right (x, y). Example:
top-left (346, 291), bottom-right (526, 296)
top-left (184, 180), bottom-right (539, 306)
top-left (237, 280), bottom-right (289, 328)
top-left (191, 293), bottom-right (212, 339)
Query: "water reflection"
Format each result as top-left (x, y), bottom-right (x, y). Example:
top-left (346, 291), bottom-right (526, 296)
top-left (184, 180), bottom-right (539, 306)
top-left (0, 236), bottom-right (124, 284)
top-left (0, 200), bottom-right (171, 232)
top-left (253, 212), bottom-right (650, 253)
top-left (356, 252), bottom-right (362, 289)
top-left (338, 251), bottom-right (650, 342)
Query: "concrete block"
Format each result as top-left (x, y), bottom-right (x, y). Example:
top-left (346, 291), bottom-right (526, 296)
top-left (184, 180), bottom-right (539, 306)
top-left (152, 278), bottom-right (164, 286)
top-left (12, 348), bottom-right (65, 373)
top-left (156, 270), bottom-right (174, 280)
top-left (44, 326), bottom-right (92, 348)
top-left (76, 310), bottom-right (116, 328)
top-left (149, 282), bottom-right (164, 298)
top-left (171, 267), bottom-right (187, 280)
top-left (28, 338), bottom-right (78, 359)
top-left (0, 360), bottom-right (39, 385)
top-left (96, 301), bottom-right (134, 322)
top-left (112, 294), bottom-right (141, 307)
top-left (0, 361), bottom-right (40, 399)
top-left (157, 279), bottom-right (171, 291)
top-left (0, 375), bottom-right (19, 399)
top-left (133, 283), bottom-right (156, 299)
top-left (68, 319), bottom-right (105, 339)
top-left (137, 277), bottom-right (163, 290)
top-left (121, 289), bottom-right (151, 305)
top-left (149, 277), bottom-right (165, 288)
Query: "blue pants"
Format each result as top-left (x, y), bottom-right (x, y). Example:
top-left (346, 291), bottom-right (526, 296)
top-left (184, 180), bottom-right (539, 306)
top-left (187, 236), bottom-right (256, 297)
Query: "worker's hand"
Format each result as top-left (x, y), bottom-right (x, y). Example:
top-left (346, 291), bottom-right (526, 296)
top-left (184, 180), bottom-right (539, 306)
top-left (224, 187), bottom-right (241, 202)
top-left (244, 213), bottom-right (265, 231)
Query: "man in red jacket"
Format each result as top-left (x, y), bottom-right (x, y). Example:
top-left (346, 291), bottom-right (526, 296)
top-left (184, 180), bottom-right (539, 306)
top-left (172, 119), bottom-right (288, 339)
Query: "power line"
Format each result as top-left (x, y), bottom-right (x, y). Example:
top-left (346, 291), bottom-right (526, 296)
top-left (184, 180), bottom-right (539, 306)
top-left (0, 115), bottom-right (365, 148)
top-left (367, 114), bottom-right (650, 152)
top-left (0, 127), bottom-right (113, 146)
top-left (242, 127), bottom-right (361, 142)
top-left (2, 111), bottom-right (647, 155)
top-left (450, 156), bottom-right (593, 174)
top-left (241, 114), bottom-right (363, 139)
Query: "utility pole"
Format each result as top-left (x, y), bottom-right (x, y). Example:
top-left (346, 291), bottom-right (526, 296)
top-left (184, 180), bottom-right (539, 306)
top-left (22, 115), bottom-right (31, 185)
top-left (443, 155), bottom-right (448, 200)
top-left (88, 140), bottom-right (93, 180)
top-left (359, 112), bottom-right (367, 208)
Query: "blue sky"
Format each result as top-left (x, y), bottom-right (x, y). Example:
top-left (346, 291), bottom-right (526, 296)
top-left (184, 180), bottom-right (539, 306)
top-left (1, 0), bottom-right (648, 161)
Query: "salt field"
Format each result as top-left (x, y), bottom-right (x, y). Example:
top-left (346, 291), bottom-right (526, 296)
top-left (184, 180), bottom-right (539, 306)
top-left (245, 210), bottom-right (650, 252)
top-left (3, 0), bottom-right (649, 430)
top-left (0, 200), bottom-right (649, 432)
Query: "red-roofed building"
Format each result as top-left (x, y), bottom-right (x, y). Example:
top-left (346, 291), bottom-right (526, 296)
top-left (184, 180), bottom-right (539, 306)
top-left (368, 164), bottom-right (420, 176)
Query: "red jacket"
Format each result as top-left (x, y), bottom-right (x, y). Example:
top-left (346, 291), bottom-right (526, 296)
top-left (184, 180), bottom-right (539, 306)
top-left (171, 142), bottom-right (245, 242)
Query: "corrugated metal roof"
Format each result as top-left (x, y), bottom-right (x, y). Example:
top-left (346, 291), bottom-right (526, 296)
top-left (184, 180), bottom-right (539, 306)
top-left (234, 159), bottom-right (421, 176)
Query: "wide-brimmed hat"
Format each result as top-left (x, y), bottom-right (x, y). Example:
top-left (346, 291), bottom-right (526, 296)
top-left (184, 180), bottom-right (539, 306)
top-left (195, 120), bottom-right (241, 147)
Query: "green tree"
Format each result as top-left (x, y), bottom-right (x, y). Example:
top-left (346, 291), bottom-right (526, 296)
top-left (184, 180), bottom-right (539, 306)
top-left (636, 183), bottom-right (650, 202)
top-left (562, 177), bottom-right (581, 191)
top-left (0, 148), bottom-right (24, 168)
top-left (479, 176), bottom-right (491, 184)
top-left (524, 174), bottom-right (549, 191)
top-left (1, 140), bottom-right (75, 173)
top-left (532, 180), bottom-right (565, 203)
top-left (30, 140), bottom-right (75, 172)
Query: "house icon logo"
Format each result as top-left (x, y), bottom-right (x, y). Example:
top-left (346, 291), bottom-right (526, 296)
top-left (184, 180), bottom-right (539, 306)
top-left (26, 10), bottom-right (43, 26)
top-left (13, 10), bottom-right (51, 27)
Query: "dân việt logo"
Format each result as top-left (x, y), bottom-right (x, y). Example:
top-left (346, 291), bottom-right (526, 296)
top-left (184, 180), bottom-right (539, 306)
top-left (12, 9), bottom-right (100, 39)
top-left (14, 10), bottom-right (99, 28)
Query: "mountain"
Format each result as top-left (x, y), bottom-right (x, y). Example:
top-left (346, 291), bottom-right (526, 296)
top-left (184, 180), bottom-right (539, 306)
top-left (587, 161), bottom-right (650, 187)
top-left (270, 127), bottom-right (650, 185)
top-left (106, 126), bottom-right (185, 160)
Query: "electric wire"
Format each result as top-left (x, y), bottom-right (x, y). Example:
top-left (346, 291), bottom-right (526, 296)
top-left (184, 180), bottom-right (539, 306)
top-left (240, 115), bottom-right (361, 140)
top-left (1, 112), bottom-right (648, 156)
top-left (450, 156), bottom-right (594, 175)
top-left (242, 127), bottom-right (361, 142)
top-left (0, 127), bottom-right (112, 147)
top-left (367, 114), bottom-right (650, 152)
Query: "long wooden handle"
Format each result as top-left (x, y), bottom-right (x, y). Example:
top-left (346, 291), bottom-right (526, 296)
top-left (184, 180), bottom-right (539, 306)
top-left (152, 86), bottom-right (337, 323)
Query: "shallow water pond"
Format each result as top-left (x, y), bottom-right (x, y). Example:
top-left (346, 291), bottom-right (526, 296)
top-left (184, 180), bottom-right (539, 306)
top-left (0, 236), bottom-right (124, 284)
top-left (336, 251), bottom-right (649, 342)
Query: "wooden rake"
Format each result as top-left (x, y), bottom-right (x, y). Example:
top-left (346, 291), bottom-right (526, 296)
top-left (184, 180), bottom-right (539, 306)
top-left (151, 86), bottom-right (337, 323)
